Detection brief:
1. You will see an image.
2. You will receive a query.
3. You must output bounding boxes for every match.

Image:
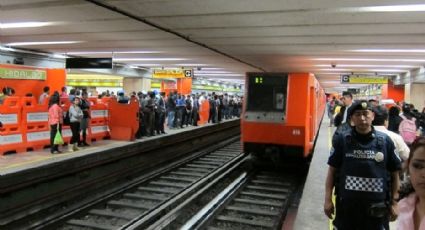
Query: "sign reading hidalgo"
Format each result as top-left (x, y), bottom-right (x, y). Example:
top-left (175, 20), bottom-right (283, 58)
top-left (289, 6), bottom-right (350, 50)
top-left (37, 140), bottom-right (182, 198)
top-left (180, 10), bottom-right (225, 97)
top-left (152, 69), bottom-right (192, 79)
top-left (340, 75), bottom-right (388, 84)
top-left (0, 67), bottom-right (47, 80)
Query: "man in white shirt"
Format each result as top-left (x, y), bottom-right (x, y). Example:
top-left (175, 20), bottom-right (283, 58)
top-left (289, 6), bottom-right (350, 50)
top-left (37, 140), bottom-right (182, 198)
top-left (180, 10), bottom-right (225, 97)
top-left (372, 105), bottom-right (410, 163)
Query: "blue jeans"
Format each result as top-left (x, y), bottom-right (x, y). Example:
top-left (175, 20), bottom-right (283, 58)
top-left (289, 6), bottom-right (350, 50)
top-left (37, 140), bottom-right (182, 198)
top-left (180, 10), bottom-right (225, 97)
top-left (167, 110), bottom-right (175, 128)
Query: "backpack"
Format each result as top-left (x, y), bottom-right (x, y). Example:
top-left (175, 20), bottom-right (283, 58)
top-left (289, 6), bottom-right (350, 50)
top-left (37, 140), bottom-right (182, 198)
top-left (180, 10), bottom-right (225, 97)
top-left (399, 115), bottom-right (417, 144)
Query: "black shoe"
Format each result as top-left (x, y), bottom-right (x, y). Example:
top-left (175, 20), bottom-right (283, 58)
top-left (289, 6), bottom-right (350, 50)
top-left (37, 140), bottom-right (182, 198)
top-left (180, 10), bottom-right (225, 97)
top-left (161, 131), bottom-right (167, 134)
top-left (83, 142), bottom-right (90, 146)
top-left (78, 143), bottom-right (84, 147)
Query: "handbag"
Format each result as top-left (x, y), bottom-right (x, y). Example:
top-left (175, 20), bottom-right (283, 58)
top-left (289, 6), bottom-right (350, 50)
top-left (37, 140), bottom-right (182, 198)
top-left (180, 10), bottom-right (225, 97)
top-left (53, 124), bottom-right (64, 145)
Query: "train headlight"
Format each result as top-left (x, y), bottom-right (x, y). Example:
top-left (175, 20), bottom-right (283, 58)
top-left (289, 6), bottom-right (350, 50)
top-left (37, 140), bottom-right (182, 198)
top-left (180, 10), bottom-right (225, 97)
top-left (292, 129), bottom-right (301, 135)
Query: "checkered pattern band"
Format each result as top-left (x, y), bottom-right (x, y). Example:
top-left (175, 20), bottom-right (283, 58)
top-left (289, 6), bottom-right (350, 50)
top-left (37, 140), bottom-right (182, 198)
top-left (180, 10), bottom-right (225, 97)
top-left (344, 175), bottom-right (383, 193)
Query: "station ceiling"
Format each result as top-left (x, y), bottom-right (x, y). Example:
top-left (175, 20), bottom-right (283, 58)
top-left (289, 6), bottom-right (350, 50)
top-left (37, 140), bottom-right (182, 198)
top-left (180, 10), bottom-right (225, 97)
top-left (1, 0), bottom-right (425, 92)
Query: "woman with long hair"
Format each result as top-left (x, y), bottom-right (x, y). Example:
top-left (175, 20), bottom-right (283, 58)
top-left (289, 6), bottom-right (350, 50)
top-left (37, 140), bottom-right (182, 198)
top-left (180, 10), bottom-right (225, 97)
top-left (397, 137), bottom-right (425, 229)
top-left (69, 97), bottom-right (83, 152)
top-left (48, 93), bottom-right (63, 154)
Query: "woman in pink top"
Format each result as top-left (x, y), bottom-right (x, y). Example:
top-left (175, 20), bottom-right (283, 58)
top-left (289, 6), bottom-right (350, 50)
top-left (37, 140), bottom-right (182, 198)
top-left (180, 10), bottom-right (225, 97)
top-left (398, 137), bottom-right (425, 230)
top-left (48, 93), bottom-right (63, 154)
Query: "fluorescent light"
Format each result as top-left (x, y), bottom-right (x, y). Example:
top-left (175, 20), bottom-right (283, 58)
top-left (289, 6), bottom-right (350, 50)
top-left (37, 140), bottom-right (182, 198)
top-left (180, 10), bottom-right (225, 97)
top-left (314, 64), bottom-right (417, 68)
top-left (0, 46), bottom-right (15, 52)
top-left (66, 51), bottom-right (161, 55)
top-left (317, 68), bottom-right (406, 72)
top-left (114, 58), bottom-right (187, 61)
top-left (350, 49), bottom-right (425, 53)
top-left (6, 41), bottom-right (82, 46)
top-left (51, 53), bottom-right (68, 59)
top-left (199, 68), bottom-right (224, 70)
top-left (0, 21), bottom-right (53, 29)
top-left (174, 63), bottom-right (209, 66)
top-left (357, 4), bottom-right (425, 12)
top-left (194, 73), bottom-right (244, 77)
top-left (116, 51), bottom-right (161, 54)
top-left (194, 71), bottom-right (232, 74)
top-left (312, 58), bottom-right (425, 62)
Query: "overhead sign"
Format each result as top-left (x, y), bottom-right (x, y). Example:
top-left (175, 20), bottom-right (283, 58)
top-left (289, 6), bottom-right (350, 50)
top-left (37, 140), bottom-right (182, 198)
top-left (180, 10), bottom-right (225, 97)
top-left (0, 67), bottom-right (46, 80)
top-left (340, 75), bottom-right (388, 84)
top-left (153, 69), bottom-right (192, 79)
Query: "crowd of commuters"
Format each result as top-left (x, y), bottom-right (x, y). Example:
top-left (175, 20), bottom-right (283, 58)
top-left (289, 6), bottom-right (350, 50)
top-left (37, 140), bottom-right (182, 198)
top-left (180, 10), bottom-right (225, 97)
top-left (324, 92), bottom-right (425, 229)
top-left (26, 87), bottom-right (242, 153)
top-left (128, 90), bottom-right (243, 139)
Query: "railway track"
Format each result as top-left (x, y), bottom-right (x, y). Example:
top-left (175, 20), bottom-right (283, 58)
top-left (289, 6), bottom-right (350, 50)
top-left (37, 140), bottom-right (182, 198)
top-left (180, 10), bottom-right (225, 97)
top-left (180, 171), bottom-right (300, 230)
top-left (38, 139), bottom-right (245, 230)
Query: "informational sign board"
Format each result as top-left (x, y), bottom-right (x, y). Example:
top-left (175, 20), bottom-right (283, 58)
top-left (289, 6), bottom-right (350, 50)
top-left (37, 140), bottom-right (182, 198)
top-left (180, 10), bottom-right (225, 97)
top-left (153, 69), bottom-right (192, 78)
top-left (0, 67), bottom-right (46, 80)
top-left (340, 75), bottom-right (388, 84)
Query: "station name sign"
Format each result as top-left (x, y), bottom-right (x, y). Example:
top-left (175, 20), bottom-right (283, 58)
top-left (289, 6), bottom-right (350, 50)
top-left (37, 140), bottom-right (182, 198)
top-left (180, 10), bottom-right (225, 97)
top-left (340, 75), bottom-right (388, 84)
top-left (0, 67), bottom-right (46, 80)
top-left (152, 69), bottom-right (192, 79)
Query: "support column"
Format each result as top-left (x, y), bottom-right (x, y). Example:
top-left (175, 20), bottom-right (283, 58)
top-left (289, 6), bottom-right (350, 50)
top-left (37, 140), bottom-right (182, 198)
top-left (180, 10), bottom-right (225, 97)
top-left (123, 77), bottom-right (151, 94)
top-left (408, 83), bottom-right (425, 109)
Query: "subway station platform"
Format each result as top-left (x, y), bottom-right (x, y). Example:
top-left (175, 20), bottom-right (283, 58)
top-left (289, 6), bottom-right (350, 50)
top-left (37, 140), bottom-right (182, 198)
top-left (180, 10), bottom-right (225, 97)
top-left (0, 120), bottom-right (237, 176)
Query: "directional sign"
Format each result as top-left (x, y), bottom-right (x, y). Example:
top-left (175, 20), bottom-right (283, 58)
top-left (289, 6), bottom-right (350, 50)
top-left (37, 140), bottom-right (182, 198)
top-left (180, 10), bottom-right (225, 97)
top-left (153, 69), bottom-right (193, 78)
top-left (184, 69), bottom-right (192, 78)
top-left (340, 75), bottom-right (388, 84)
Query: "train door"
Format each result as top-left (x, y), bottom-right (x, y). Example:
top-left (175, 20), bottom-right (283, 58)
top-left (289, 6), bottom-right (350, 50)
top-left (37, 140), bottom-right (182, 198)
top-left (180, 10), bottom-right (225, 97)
top-left (309, 86), bottom-right (315, 143)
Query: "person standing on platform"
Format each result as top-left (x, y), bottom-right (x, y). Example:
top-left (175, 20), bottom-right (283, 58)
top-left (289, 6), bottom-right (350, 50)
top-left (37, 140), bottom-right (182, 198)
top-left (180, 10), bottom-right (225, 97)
top-left (155, 92), bottom-right (166, 134)
top-left (397, 137), bottom-right (425, 229)
top-left (327, 96), bottom-right (336, 127)
top-left (334, 91), bottom-right (354, 127)
top-left (39, 86), bottom-right (50, 104)
top-left (48, 94), bottom-right (63, 154)
top-left (69, 97), bottom-right (83, 152)
top-left (79, 91), bottom-right (91, 146)
top-left (324, 100), bottom-right (401, 230)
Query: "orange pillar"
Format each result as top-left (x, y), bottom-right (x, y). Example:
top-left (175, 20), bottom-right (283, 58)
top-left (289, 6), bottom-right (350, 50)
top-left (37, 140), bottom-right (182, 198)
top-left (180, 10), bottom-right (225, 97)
top-left (177, 78), bottom-right (192, 95)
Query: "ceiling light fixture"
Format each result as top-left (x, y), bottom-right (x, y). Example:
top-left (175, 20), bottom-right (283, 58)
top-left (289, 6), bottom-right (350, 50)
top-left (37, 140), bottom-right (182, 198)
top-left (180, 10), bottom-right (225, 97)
top-left (66, 51), bottom-right (161, 55)
top-left (356, 4), bottom-right (425, 12)
top-left (194, 71), bottom-right (232, 74)
top-left (317, 68), bottom-right (406, 72)
top-left (193, 73), bottom-right (244, 77)
top-left (0, 21), bottom-right (53, 29)
top-left (312, 58), bottom-right (425, 62)
top-left (0, 46), bottom-right (15, 52)
top-left (350, 49), bottom-right (425, 53)
top-left (174, 63), bottom-right (209, 66)
top-left (114, 58), bottom-right (187, 61)
top-left (6, 41), bottom-right (82, 46)
top-left (315, 64), bottom-right (417, 68)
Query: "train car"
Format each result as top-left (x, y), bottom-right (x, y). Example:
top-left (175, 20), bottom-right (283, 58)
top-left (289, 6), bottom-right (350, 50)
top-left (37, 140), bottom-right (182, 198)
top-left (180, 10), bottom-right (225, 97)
top-left (241, 72), bottom-right (326, 159)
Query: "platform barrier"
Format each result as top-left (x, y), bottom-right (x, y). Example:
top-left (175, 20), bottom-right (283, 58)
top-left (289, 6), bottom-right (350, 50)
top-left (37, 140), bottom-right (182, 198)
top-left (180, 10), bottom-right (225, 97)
top-left (0, 97), bottom-right (26, 155)
top-left (21, 97), bottom-right (50, 151)
top-left (108, 98), bottom-right (139, 141)
top-left (88, 97), bottom-right (110, 142)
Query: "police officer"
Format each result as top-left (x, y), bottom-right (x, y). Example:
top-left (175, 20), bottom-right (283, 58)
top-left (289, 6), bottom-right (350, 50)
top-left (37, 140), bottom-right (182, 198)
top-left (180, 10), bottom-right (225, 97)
top-left (324, 100), bottom-right (401, 230)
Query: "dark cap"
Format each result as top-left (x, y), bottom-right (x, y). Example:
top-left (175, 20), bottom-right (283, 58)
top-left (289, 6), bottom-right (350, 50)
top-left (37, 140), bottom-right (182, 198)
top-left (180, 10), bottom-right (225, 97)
top-left (349, 100), bottom-right (373, 117)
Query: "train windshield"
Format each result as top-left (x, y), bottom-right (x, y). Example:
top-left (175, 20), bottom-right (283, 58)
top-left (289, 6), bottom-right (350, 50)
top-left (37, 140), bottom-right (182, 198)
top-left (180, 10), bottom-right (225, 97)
top-left (247, 74), bottom-right (288, 112)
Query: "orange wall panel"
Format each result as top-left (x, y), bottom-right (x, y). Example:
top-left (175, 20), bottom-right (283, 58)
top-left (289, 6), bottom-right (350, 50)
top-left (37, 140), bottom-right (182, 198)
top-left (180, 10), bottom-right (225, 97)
top-left (0, 64), bottom-right (66, 99)
top-left (177, 78), bottom-right (192, 95)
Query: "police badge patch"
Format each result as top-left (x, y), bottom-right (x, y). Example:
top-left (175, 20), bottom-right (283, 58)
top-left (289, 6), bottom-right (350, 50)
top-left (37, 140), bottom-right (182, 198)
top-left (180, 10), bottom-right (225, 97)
top-left (375, 152), bottom-right (384, 162)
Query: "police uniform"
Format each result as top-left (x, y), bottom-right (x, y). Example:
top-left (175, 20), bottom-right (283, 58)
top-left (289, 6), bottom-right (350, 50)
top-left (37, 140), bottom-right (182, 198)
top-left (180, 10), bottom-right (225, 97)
top-left (328, 104), bottom-right (401, 230)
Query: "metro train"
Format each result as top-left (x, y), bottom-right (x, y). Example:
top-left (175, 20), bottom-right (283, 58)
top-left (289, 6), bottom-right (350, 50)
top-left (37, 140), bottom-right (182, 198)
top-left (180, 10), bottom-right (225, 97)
top-left (241, 72), bottom-right (326, 160)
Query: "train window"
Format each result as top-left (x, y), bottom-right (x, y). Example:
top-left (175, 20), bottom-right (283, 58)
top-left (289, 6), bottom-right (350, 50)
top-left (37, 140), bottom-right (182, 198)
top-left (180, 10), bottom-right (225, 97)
top-left (247, 74), bottom-right (288, 112)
